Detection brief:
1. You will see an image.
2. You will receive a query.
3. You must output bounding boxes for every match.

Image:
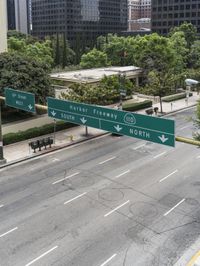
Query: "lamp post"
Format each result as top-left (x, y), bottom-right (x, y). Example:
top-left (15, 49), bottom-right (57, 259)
top-left (185, 79), bottom-right (199, 106)
top-left (118, 71), bottom-right (126, 110)
top-left (0, 101), bottom-right (6, 164)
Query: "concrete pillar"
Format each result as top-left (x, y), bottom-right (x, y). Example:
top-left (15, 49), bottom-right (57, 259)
top-left (135, 77), bottom-right (139, 86)
top-left (0, 0), bottom-right (7, 53)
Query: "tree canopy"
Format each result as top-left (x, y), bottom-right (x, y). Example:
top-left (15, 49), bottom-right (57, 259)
top-left (80, 48), bottom-right (110, 69)
top-left (0, 52), bottom-right (53, 104)
top-left (169, 22), bottom-right (197, 49)
top-left (8, 37), bottom-right (53, 67)
top-left (60, 75), bottom-right (133, 105)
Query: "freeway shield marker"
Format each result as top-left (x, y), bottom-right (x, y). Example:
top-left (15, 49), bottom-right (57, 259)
top-left (5, 88), bottom-right (35, 113)
top-left (47, 97), bottom-right (175, 147)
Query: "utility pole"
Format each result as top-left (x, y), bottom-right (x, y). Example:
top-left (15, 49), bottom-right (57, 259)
top-left (0, 101), bottom-right (6, 164)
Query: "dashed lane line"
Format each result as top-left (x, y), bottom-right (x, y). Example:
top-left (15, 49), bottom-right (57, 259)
top-left (0, 227), bottom-right (18, 239)
top-left (52, 172), bottom-right (80, 185)
top-left (99, 254), bottom-right (117, 266)
top-left (104, 200), bottom-right (130, 217)
top-left (25, 246), bottom-right (58, 266)
top-left (115, 170), bottom-right (130, 179)
top-left (164, 198), bottom-right (185, 216)
top-left (159, 170), bottom-right (178, 183)
top-left (99, 156), bottom-right (116, 165)
top-left (153, 151), bottom-right (167, 159)
top-left (64, 192), bottom-right (87, 205)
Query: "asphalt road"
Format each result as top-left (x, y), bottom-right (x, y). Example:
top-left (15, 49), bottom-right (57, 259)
top-left (0, 107), bottom-right (200, 266)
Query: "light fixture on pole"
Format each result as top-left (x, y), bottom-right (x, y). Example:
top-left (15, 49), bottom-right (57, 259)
top-left (185, 79), bottom-right (199, 105)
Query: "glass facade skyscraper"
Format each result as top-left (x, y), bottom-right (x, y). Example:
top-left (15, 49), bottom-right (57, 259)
top-left (31, 0), bottom-right (128, 46)
top-left (151, 0), bottom-right (200, 35)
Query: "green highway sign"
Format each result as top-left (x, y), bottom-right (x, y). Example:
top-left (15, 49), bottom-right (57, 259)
top-left (5, 88), bottom-right (35, 113)
top-left (47, 97), bottom-right (175, 147)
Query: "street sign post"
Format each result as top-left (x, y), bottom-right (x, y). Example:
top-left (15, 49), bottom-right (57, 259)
top-left (47, 97), bottom-right (175, 147)
top-left (5, 88), bottom-right (35, 113)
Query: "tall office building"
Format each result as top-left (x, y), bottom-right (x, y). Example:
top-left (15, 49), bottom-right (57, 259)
top-left (7, 0), bottom-right (29, 34)
top-left (151, 0), bottom-right (200, 35)
top-left (128, 0), bottom-right (151, 31)
top-left (0, 0), bottom-right (7, 53)
top-left (31, 0), bottom-right (128, 46)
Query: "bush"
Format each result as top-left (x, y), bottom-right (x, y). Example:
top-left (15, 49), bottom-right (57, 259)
top-left (3, 121), bottom-right (77, 145)
top-left (162, 92), bottom-right (193, 102)
top-left (122, 100), bottom-right (152, 112)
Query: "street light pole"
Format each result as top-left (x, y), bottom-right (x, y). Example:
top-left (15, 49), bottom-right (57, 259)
top-left (0, 101), bottom-right (6, 164)
top-left (118, 71), bottom-right (126, 110)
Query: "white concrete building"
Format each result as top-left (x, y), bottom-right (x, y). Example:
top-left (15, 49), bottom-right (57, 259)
top-left (51, 66), bottom-right (143, 98)
top-left (0, 0), bottom-right (8, 53)
top-left (128, 0), bottom-right (151, 31)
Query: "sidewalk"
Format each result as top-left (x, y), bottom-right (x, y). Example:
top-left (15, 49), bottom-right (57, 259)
top-left (1, 92), bottom-right (199, 165)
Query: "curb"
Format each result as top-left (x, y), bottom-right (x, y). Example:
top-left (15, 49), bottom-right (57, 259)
top-left (157, 104), bottom-right (197, 117)
top-left (0, 132), bottom-right (109, 169)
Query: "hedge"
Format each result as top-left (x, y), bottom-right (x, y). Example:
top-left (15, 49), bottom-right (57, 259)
top-left (3, 121), bottom-right (77, 146)
top-left (162, 92), bottom-right (193, 102)
top-left (122, 100), bottom-right (152, 112)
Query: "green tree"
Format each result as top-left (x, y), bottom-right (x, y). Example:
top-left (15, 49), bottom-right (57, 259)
top-left (8, 37), bottom-right (53, 67)
top-left (169, 31), bottom-right (189, 73)
top-left (7, 30), bottom-right (27, 40)
top-left (133, 34), bottom-right (175, 74)
top-left (0, 52), bottom-right (53, 104)
top-left (62, 34), bottom-right (67, 69)
top-left (169, 22), bottom-right (197, 49)
top-left (60, 75), bottom-right (133, 105)
top-left (80, 48), bottom-right (110, 68)
top-left (55, 34), bottom-right (60, 66)
top-left (52, 34), bottom-right (75, 67)
top-left (188, 40), bottom-right (200, 69)
top-left (7, 30), bottom-right (39, 44)
top-left (103, 34), bottom-right (133, 66)
top-left (142, 70), bottom-right (176, 113)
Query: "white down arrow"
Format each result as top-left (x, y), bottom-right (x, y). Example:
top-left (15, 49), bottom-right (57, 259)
top-left (114, 125), bottom-right (122, 132)
top-left (51, 110), bottom-right (56, 117)
top-left (80, 117), bottom-right (87, 124)
top-left (158, 135), bottom-right (168, 143)
top-left (28, 104), bottom-right (33, 110)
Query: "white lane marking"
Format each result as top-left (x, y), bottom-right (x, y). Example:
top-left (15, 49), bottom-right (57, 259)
top-left (159, 170), bottom-right (178, 183)
top-left (197, 155), bottom-right (200, 159)
top-left (52, 172), bottom-right (80, 185)
top-left (133, 144), bottom-right (145, 150)
top-left (25, 246), bottom-right (58, 266)
top-left (164, 198), bottom-right (185, 216)
top-left (179, 125), bottom-right (190, 130)
top-left (64, 192), bottom-right (87, 205)
top-left (0, 227), bottom-right (18, 238)
top-left (153, 151), bottom-right (167, 159)
top-left (115, 170), bottom-right (130, 179)
top-left (99, 156), bottom-right (116, 165)
top-left (100, 254), bottom-right (117, 266)
top-left (0, 204), bottom-right (4, 208)
top-left (104, 200), bottom-right (130, 217)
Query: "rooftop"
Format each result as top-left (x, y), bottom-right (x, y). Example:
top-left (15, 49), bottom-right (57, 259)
top-left (51, 66), bottom-right (142, 83)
